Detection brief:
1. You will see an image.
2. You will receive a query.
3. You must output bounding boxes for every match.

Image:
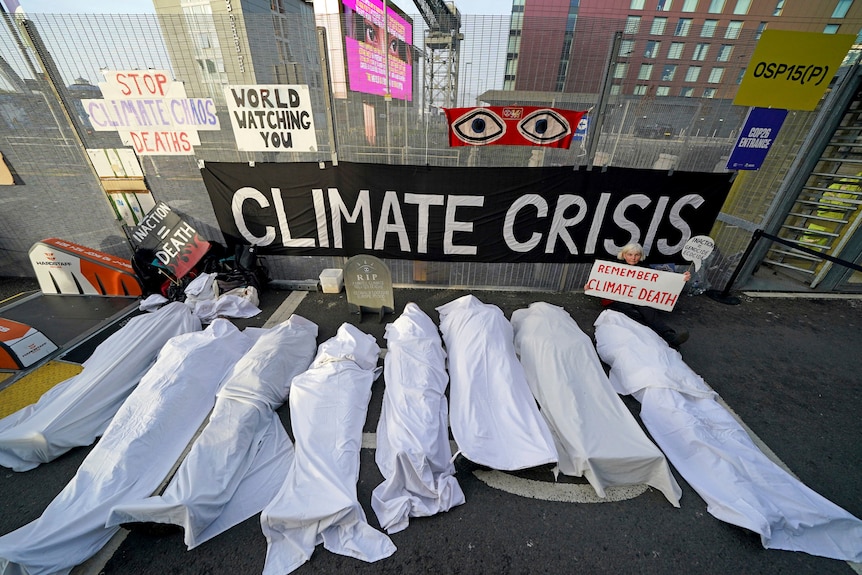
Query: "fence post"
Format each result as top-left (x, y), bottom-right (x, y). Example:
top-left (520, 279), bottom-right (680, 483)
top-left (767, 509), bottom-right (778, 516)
top-left (586, 31), bottom-right (622, 170)
top-left (317, 26), bottom-right (339, 166)
top-left (706, 229), bottom-right (763, 305)
top-left (18, 18), bottom-right (134, 251)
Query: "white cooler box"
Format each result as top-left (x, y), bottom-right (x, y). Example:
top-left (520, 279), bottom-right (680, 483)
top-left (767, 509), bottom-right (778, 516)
top-left (319, 269), bottom-right (344, 293)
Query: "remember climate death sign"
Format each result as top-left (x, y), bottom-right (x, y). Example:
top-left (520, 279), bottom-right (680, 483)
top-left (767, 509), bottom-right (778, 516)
top-left (201, 162), bottom-right (732, 263)
top-left (585, 260), bottom-right (685, 311)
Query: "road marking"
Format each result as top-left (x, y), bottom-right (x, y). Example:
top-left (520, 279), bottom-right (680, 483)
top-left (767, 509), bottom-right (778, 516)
top-left (264, 290), bottom-right (307, 328)
top-left (474, 470), bottom-right (649, 503)
top-left (72, 529), bottom-right (128, 575)
top-left (74, 292), bottom-right (311, 575)
top-left (361, 433), bottom-right (648, 503)
top-left (715, 395), bottom-right (798, 478)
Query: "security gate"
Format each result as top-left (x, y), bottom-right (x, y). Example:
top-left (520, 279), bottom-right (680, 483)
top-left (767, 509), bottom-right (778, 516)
top-left (751, 64), bottom-right (862, 293)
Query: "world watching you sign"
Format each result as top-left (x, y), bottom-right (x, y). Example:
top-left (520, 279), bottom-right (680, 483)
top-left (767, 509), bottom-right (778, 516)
top-left (223, 85), bottom-right (318, 152)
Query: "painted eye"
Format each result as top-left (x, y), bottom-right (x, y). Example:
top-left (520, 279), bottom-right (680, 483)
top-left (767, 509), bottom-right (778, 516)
top-left (518, 109), bottom-right (571, 144)
top-left (451, 109), bottom-right (506, 145)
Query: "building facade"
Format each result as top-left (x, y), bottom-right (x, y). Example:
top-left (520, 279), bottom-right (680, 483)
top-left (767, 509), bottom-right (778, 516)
top-left (152, 0), bottom-right (316, 103)
top-left (506, 0), bottom-right (862, 99)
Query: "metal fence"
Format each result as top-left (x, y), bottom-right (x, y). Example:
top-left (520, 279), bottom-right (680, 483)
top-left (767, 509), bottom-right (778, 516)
top-left (0, 11), bottom-right (844, 291)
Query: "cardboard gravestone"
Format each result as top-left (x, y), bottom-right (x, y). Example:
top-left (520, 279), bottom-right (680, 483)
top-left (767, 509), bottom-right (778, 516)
top-left (343, 255), bottom-right (394, 322)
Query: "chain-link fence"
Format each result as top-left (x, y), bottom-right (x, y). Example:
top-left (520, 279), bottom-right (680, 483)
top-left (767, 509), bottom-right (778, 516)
top-left (0, 10), bottom-right (850, 290)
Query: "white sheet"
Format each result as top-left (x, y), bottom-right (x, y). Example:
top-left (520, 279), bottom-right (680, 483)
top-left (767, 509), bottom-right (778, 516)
top-left (106, 315), bottom-right (318, 549)
top-left (260, 323), bottom-right (396, 575)
top-left (184, 272), bottom-right (261, 322)
top-left (436, 295), bottom-right (557, 471)
top-left (0, 320), bottom-right (254, 575)
top-left (511, 302), bottom-right (681, 506)
top-left (594, 309), bottom-right (862, 562)
top-left (0, 302), bottom-right (201, 472)
top-left (372, 303), bottom-right (465, 534)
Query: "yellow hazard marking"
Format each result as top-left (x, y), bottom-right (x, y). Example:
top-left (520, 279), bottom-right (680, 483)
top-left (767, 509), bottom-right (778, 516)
top-left (0, 289), bottom-right (38, 306)
top-left (0, 360), bottom-right (83, 419)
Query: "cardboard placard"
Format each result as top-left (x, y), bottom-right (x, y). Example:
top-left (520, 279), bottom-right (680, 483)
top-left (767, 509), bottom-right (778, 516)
top-left (681, 236), bottom-right (715, 272)
top-left (130, 202), bottom-right (210, 280)
top-left (584, 260), bottom-right (685, 311)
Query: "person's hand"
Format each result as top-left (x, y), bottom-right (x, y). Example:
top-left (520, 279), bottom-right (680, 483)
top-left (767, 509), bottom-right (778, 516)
top-left (683, 271), bottom-right (691, 282)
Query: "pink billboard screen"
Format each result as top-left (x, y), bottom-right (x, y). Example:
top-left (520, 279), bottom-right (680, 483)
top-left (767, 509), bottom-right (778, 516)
top-left (342, 0), bottom-right (413, 101)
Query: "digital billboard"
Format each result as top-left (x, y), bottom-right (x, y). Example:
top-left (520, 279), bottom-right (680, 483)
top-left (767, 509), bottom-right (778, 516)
top-left (341, 0), bottom-right (413, 101)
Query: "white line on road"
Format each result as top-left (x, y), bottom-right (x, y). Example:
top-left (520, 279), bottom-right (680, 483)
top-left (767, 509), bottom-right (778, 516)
top-left (361, 433), bottom-right (648, 503)
top-left (474, 470), bottom-right (649, 503)
top-left (264, 290), bottom-right (307, 328)
top-left (73, 291), bottom-right (311, 575)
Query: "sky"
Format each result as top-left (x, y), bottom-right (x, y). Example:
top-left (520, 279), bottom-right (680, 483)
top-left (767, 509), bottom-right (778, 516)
top-left (17, 0), bottom-right (512, 15)
top-left (12, 0), bottom-right (510, 103)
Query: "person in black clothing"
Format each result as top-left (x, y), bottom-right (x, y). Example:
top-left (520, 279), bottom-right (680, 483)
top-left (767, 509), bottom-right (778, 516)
top-left (603, 243), bottom-right (691, 348)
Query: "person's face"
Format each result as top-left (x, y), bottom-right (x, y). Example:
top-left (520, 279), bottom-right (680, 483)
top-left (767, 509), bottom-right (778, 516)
top-left (623, 250), bottom-right (641, 265)
top-left (354, 14), bottom-right (384, 51)
top-left (365, 21), bottom-right (383, 50)
top-left (388, 36), bottom-right (401, 60)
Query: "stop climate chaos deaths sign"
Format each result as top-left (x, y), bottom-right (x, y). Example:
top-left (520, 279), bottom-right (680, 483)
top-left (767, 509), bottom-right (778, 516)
top-left (201, 162), bottom-right (731, 264)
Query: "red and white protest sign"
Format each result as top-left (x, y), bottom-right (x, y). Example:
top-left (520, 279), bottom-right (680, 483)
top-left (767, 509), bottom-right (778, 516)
top-left (83, 70), bottom-right (218, 155)
top-left (584, 260), bottom-right (686, 311)
top-left (443, 106), bottom-right (586, 148)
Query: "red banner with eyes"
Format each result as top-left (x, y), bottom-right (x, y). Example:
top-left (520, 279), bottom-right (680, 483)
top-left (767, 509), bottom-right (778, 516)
top-left (444, 106), bottom-right (587, 148)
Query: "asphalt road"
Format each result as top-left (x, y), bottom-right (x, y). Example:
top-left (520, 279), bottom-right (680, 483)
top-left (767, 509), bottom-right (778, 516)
top-left (1, 278), bottom-right (860, 575)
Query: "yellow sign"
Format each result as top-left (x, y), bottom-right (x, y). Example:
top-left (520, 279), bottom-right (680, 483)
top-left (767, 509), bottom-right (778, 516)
top-left (734, 30), bottom-right (855, 111)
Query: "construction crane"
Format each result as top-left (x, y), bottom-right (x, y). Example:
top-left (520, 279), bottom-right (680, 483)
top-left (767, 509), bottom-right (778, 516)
top-left (412, 0), bottom-right (462, 114)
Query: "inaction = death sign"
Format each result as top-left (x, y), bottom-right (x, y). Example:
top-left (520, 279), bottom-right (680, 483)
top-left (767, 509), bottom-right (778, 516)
top-left (132, 202), bottom-right (210, 279)
top-left (584, 260), bottom-right (686, 311)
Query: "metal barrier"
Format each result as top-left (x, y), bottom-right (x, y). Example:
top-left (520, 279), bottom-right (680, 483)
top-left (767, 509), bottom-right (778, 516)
top-left (0, 11), bottom-right (836, 290)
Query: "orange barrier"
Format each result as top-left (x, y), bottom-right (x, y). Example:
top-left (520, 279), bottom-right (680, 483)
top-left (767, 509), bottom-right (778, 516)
top-left (28, 238), bottom-right (143, 296)
top-left (0, 317), bottom-right (57, 370)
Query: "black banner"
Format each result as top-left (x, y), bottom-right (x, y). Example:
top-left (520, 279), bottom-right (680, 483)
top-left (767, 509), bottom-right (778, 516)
top-left (201, 161), bottom-right (732, 263)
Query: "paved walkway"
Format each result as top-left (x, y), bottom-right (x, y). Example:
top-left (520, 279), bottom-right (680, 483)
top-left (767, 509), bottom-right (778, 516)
top-left (1, 280), bottom-right (860, 574)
